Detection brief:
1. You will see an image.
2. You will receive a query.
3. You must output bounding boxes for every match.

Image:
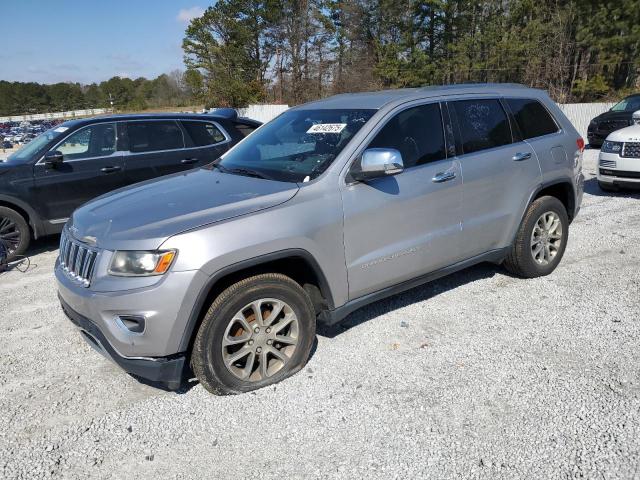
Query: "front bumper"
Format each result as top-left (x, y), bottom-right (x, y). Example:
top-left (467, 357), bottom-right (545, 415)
top-left (59, 295), bottom-right (187, 389)
top-left (597, 151), bottom-right (640, 187)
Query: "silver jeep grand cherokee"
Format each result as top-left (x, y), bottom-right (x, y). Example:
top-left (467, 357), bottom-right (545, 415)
top-left (56, 84), bottom-right (584, 394)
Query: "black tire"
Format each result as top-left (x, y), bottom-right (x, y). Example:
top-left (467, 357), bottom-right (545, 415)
top-left (504, 196), bottom-right (569, 278)
top-left (598, 181), bottom-right (619, 192)
top-left (0, 206), bottom-right (30, 261)
top-left (191, 273), bottom-right (316, 395)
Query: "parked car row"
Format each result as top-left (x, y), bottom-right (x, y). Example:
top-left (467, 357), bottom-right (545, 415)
top-left (4, 85), bottom-right (639, 395)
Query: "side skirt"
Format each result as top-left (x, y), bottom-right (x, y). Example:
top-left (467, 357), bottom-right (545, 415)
top-left (318, 248), bottom-right (509, 326)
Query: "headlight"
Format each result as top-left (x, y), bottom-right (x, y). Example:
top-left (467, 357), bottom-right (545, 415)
top-left (108, 250), bottom-right (176, 276)
top-left (601, 140), bottom-right (623, 154)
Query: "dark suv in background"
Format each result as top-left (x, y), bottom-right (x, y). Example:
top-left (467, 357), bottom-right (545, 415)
top-left (588, 93), bottom-right (640, 147)
top-left (0, 111), bottom-right (259, 258)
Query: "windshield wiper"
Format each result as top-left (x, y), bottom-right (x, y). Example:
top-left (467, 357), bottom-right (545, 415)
top-left (223, 167), bottom-right (272, 180)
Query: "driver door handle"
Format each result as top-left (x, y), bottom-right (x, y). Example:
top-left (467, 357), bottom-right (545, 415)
top-left (432, 171), bottom-right (456, 183)
top-left (513, 152), bottom-right (532, 162)
top-left (100, 166), bottom-right (122, 174)
top-left (181, 158), bottom-right (198, 165)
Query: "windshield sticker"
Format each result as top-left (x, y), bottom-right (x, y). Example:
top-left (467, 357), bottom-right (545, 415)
top-left (306, 123), bottom-right (347, 134)
top-left (54, 126), bottom-right (68, 133)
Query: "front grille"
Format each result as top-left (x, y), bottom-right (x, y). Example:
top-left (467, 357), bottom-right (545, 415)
top-left (600, 168), bottom-right (640, 179)
top-left (600, 120), bottom-right (630, 132)
top-left (622, 142), bottom-right (640, 159)
top-left (59, 231), bottom-right (98, 287)
top-left (599, 159), bottom-right (617, 168)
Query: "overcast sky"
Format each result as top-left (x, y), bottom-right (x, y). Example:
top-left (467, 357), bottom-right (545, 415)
top-left (0, 1), bottom-right (208, 84)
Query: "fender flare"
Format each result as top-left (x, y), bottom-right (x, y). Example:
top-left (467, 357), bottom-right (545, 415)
top-left (0, 194), bottom-right (43, 238)
top-left (178, 248), bottom-right (335, 352)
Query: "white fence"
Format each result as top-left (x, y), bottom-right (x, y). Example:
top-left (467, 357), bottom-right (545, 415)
top-left (558, 102), bottom-right (614, 139)
top-left (237, 104), bottom-right (289, 123)
top-left (0, 108), bottom-right (112, 123)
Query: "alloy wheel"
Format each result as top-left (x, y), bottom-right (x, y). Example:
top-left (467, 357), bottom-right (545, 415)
top-left (530, 211), bottom-right (563, 266)
top-left (221, 298), bottom-right (299, 382)
top-left (0, 216), bottom-right (21, 256)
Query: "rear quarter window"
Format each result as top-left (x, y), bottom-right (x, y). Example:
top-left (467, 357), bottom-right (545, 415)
top-left (506, 98), bottom-right (559, 140)
top-left (181, 121), bottom-right (226, 147)
top-left (233, 123), bottom-right (258, 138)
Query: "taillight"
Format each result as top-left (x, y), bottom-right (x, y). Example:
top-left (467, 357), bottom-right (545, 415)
top-left (577, 137), bottom-right (585, 152)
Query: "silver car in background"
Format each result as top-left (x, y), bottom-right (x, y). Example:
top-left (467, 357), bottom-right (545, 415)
top-left (56, 83), bottom-right (584, 394)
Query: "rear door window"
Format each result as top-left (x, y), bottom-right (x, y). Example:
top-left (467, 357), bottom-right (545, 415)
top-left (506, 98), bottom-right (559, 139)
top-left (368, 103), bottom-right (446, 168)
top-left (126, 121), bottom-right (184, 153)
top-left (450, 99), bottom-right (512, 154)
top-left (181, 121), bottom-right (226, 147)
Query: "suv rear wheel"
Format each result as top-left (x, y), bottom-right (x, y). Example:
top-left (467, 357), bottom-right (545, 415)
top-left (504, 196), bottom-right (569, 278)
top-left (0, 206), bottom-right (30, 261)
top-left (191, 273), bottom-right (316, 395)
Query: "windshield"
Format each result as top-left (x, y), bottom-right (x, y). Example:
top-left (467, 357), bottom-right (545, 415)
top-left (6, 126), bottom-right (67, 163)
top-left (611, 96), bottom-right (640, 112)
top-left (218, 108), bottom-right (376, 182)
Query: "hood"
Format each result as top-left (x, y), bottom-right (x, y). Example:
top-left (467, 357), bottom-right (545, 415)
top-left (593, 110), bottom-right (633, 123)
top-left (71, 167), bottom-right (299, 251)
top-left (606, 124), bottom-right (640, 142)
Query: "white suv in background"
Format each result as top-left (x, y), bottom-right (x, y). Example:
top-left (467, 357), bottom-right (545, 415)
top-left (598, 111), bottom-right (640, 191)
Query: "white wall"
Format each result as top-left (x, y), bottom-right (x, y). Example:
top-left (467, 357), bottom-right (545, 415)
top-left (0, 108), bottom-right (113, 123)
top-left (558, 102), bottom-right (615, 139)
top-left (237, 104), bottom-right (289, 124)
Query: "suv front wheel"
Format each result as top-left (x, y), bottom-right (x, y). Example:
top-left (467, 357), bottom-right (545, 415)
top-left (504, 196), bottom-right (569, 278)
top-left (191, 273), bottom-right (316, 395)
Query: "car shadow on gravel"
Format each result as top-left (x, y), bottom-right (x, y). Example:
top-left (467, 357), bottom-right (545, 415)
top-left (584, 177), bottom-right (640, 198)
top-left (317, 262), bottom-right (501, 338)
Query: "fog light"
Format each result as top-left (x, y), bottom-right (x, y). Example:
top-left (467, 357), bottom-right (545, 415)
top-left (116, 315), bottom-right (146, 334)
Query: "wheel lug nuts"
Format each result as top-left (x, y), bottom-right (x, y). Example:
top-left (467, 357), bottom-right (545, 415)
top-left (248, 340), bottom-right (254, 345)
top-left (254, 327), bottom-right (260, 333)
top-left (265, 328), bottom-right (271, 333)
top-left (256, 347), bottom-right (262, 353)
top-left (267, 339), bottom-right (273, 345)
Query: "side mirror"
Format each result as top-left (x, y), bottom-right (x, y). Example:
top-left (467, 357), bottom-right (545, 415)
top-left (44, 150), bottom-right (64, 168)
top-left (633, 110), bottom-right (640, 125)
top-left (351, 148), bottom-right (404, 182)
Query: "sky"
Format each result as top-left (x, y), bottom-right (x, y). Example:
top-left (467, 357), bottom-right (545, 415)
top-left (0, 1), bottom-right (208, 84)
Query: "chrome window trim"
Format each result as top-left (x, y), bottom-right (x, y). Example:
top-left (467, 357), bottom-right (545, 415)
top-left (37, 122), bottom-right (118, 165)
top-left (36, 118), bottom-right (231, 165)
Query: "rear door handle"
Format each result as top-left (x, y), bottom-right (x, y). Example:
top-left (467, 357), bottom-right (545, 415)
top-left (432, 171), bottom-right (456, 183)
top-left (181, 158), bottom-right (198, 165)
top-left (513, 152), bottom-right (532, 162)
top-left (100, 166), bottom-right (122, 173)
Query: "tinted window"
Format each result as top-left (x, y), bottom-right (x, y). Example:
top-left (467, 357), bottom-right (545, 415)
top-left (611, 96), bottom-right (640, 112)
top-left (368, 103), bottom-right (446, 168)
top-left (234, 123), bottom-right (258, 138)
top-left (451, 99), bottom-right (512, 154)
top-left (55, 123), bottom-right (116, 160)
top-left (127, 121), bottom-right (184, 153)
top-left (506, 98), bottom-right (559, 139)
top-left (181, 121), bottom-right (226, 146)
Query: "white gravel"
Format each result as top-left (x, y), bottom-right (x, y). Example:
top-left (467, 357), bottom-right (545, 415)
top-left (1, 149), bottom-right (640, 479)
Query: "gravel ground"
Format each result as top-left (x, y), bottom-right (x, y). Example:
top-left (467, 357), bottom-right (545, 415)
top-left (1, 149), bottom-right (639, 479)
